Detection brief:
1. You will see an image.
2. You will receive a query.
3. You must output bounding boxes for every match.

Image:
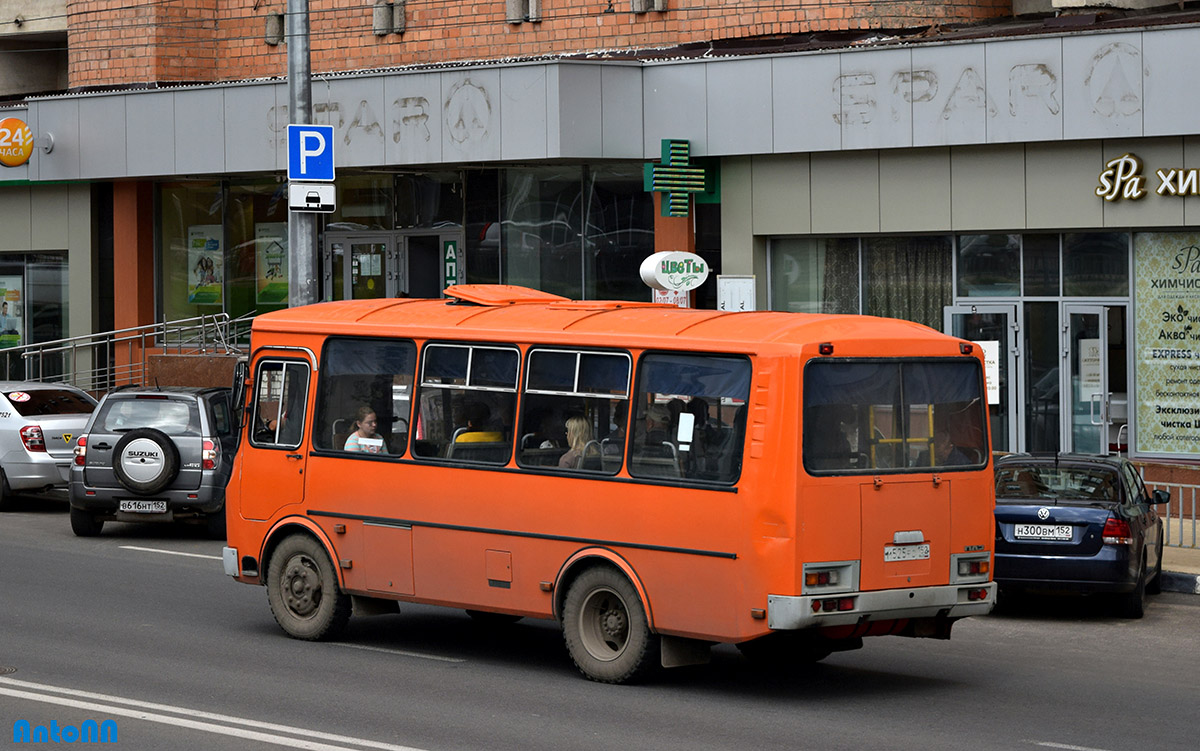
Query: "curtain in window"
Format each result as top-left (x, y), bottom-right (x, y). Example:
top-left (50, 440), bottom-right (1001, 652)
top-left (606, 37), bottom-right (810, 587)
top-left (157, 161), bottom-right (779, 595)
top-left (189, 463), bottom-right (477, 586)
top-left (863, 236), bottom-right (952, 329)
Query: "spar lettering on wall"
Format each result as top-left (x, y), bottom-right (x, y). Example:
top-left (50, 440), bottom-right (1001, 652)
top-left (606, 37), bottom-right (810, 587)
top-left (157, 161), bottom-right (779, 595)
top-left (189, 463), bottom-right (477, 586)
top-left (1096, 153), bottom-right (1200, 201)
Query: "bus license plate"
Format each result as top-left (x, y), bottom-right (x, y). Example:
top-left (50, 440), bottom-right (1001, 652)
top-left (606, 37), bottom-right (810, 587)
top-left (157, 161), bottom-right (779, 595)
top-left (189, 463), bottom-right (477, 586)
top-left (884, 543), bottom-right (930, 562)
top-left (119, 500), bottom-right (167, 514)
top-left (1014, 523), bottom-right (1072, 541)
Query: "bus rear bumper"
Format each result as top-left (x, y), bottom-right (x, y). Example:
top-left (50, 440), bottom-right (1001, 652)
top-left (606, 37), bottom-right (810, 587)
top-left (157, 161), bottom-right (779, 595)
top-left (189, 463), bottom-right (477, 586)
top-left (767, 582), bottom-right (996, 630)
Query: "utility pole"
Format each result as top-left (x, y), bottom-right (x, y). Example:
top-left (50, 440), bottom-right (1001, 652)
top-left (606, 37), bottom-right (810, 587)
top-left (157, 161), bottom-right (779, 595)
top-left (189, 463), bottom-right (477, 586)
top-left (287, 0), bottom-right (319, 306)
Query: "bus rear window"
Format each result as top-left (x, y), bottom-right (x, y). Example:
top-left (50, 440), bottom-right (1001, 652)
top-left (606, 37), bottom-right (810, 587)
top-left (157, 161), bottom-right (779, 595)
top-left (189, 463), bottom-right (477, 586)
top-left (804, 359), bottom-right (987, 474)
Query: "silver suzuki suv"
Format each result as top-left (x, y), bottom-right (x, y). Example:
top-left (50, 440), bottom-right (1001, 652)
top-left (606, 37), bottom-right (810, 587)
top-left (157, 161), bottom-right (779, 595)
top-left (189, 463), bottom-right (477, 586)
top-left (68, 386), bottom-right (236, 538)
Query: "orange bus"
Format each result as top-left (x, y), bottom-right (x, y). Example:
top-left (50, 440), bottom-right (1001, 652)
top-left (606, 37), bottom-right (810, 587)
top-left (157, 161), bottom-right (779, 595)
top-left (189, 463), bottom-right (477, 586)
top-left (222, 284), bottom-right (996, 683)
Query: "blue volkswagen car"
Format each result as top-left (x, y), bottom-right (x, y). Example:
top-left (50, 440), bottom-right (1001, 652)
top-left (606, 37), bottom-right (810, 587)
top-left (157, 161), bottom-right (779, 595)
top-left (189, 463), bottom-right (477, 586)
top-left (993, 453), bottom-right (1166, 618)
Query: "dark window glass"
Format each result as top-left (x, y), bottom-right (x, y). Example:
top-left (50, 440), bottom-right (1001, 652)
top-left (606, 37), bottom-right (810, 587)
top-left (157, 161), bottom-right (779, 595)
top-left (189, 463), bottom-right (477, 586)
top-left (630, 354), bottom-right (750, 483)
top-left (804, 359), bottom-right (987, 474)
top-left (7, 389), bottom-right (94, 416)
top-left (957, 234), bottom-right (1020, 297)
top-left (1064, 233), bottom-right (1129, 296)
top-left (1022, 234), bottom-right (1059, 296)
top-left (313, 338), bottom-right (416, 456)
top-left (250, 360), bottom-right (309, 449)
top-left (517, 349), bottom-right (630, 474)
top-left (414, 343), bottom-right (518, 464)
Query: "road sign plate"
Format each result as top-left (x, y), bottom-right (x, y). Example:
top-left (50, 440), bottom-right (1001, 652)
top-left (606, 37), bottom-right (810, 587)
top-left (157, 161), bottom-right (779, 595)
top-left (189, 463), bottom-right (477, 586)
top-left (289, 183), bottom-right (336, 213)
top-left (287, 124), bottom-right (335, 182)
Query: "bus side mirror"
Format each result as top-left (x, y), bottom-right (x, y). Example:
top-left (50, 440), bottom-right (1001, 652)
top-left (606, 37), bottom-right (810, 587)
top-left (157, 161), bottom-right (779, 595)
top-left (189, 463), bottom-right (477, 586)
top-left (231, 358), bottom-right (248, 430)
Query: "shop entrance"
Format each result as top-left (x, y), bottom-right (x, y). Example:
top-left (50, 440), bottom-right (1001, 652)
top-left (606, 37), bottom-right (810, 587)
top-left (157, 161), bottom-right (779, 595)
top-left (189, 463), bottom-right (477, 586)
top-left (944, 304), bottom-right (1019, 454)
top-left (323, 230), bottom-right (461, 301)
top-left (1063, 304), bottom-right (1128, 456)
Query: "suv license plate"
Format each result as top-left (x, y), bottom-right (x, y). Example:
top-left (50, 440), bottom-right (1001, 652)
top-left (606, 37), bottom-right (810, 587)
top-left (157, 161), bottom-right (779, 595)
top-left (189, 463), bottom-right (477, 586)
top-left (1014, 523), bottom-right (1072, 541)
top-left (884, 543), bottom-right (930, 562)
top-left (119, 500), bottom-right (167, 514)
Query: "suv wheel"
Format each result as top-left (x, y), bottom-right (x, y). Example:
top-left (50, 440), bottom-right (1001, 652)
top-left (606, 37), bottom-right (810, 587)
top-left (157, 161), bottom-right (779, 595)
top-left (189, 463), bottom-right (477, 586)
top-left (70, 506), bottom-right (104, 537)
top-left (113, 428), bottom-right (181, 495)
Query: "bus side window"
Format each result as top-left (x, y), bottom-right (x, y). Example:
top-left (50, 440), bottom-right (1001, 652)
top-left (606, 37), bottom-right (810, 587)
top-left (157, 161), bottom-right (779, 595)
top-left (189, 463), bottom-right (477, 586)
top-left (250, 360), bottom-right (310, 449)
top-left (630, 353), bottom-right (751, 484)
top-left (516, 349), bottom-right (631, 474)
top-left (312, 337), bottom-right (416, 457)
top-left (415, 343), bottom-right (519, 465)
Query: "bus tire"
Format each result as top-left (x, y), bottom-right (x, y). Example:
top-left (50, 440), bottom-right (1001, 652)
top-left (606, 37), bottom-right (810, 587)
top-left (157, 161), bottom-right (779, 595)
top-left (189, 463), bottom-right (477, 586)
top-left (266, 534), bottom-right (351, 641)
top-left (561, 566), bottom-right (658, 684)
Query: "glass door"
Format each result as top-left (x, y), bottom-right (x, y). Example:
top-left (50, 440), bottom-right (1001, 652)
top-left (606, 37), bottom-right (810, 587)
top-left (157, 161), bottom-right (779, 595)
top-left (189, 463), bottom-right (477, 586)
top-left (1064, 305), bottom-right (1109, 454)
top-left (944, 304), bottom-right (1019, 454)
top-left (324, 232), bottom-right (398, 301)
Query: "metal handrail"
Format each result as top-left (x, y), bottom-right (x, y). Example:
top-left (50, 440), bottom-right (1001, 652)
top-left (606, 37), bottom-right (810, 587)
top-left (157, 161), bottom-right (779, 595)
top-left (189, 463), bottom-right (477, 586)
top-left (1143, 479), bottom-right (1200, 549)
top-left (0, 312), bottom-right (253, 393)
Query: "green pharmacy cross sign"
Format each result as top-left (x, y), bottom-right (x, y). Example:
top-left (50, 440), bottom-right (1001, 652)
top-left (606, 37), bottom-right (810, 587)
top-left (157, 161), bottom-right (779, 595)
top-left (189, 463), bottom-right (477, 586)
top-left (646, 139), bottom-right (707, 217)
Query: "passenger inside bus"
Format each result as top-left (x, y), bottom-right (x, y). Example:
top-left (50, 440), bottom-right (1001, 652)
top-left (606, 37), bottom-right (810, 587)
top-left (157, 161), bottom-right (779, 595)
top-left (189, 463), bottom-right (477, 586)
top-left (558, 415), bottom-right (595, 469)
top-left (915, 428), bottom-right (972, 467)
top-left (454, 402), bottom-right (504, 443)
top-left (343, 406), bottom-right (386, 454)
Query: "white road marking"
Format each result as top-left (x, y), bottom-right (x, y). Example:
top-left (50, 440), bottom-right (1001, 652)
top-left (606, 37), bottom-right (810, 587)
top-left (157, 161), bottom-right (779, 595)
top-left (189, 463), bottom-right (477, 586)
top-left (118, 545), bottom-right (223, 561)
top-left (0, 677), bottom-right (427, 751)
top-left (1029, 741), bottom-right (1114, 751)
top-left (330, 641), bottom-right (466, 663)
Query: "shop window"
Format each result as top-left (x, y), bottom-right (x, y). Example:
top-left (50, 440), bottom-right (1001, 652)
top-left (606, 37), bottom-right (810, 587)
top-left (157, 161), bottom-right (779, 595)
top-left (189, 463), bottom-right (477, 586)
top-left (1064, 233), bottom-right (1129, 297)
top-left (768, 237), bottom-right (860, 313)
top-left (516, 349), bottom-right (630, 473)
top-left (863, 236), bottom-right (952, 330)
top-left (328, 174), bottom-right (394, 231)
top-left (956, 234), bottom-right (1020, 297)
top-left (413, 343), bottom-right (519, 464)
top-left (630, 353), bottom-right (750, 483)
top-left (1022, 234), bottom-right (1060, 297)
top-left (159, 181), bottom-right (224, 323)
top-left (228, 180), bottom-right (290, 318)
top-left (395, 172), bottom-right (463, 229)
top-left (502, 167), bottom-right (584, 299)
top-left (313, 337), bottom-right (416, 457)
top-left (583, 165), bottom-right (655, 303)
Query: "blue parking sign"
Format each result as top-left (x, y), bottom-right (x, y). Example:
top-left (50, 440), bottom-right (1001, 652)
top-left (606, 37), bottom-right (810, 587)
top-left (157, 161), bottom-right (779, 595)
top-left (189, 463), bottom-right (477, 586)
top-left (287, 124), bottom-right (335, 182)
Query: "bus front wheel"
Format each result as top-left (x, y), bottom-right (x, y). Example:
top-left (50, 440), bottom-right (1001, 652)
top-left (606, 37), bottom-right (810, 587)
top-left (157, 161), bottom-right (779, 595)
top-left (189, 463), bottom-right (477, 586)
top-left (561, 566), bottom-right (658, 684)
top-left (266, 534), bottom-right (351, 641)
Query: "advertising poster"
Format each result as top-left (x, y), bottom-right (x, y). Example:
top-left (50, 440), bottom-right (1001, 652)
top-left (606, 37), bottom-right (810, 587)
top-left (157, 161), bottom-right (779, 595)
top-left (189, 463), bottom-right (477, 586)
top-left (0, 276), bottom-right (23, 349)
top-left (1134, 232), bottom-right (1200, 456)
top-left (255, 223), bottom-right (289, 305)
top-left (187, 225), bottom-right (224, 305)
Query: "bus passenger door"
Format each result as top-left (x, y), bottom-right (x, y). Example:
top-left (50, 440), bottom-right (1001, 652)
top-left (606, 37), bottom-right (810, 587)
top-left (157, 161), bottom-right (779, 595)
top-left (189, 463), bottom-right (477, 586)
top-left (944, 304), bottom-right (1018, 454)
top-left (243, 358), bottom-right (313, 521)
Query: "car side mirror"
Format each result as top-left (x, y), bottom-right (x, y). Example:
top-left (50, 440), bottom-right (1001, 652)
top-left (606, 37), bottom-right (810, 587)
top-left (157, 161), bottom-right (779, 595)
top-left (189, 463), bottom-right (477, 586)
top-left (1151, 488), bottom-right (1170, 506)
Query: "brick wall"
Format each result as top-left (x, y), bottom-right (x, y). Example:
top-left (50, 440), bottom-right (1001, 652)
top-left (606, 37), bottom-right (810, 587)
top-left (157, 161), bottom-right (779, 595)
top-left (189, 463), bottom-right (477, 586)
top-left (67, 0), bottom-right (1012, 89)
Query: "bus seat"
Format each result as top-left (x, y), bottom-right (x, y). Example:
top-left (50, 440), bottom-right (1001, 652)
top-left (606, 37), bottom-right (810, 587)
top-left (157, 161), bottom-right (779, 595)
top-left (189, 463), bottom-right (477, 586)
top-left (446, 441), bottom-right (510, 463)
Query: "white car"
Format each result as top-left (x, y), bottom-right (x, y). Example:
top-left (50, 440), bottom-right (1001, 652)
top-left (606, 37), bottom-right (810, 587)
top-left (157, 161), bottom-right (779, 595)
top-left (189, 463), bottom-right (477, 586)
top-left (0, 382), bottom-right (97, 509)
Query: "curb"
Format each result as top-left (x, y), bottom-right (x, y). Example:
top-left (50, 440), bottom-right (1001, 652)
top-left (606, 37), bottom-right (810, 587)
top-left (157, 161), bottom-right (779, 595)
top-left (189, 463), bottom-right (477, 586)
top-left (1161, 571), bottom-right (1200, 595)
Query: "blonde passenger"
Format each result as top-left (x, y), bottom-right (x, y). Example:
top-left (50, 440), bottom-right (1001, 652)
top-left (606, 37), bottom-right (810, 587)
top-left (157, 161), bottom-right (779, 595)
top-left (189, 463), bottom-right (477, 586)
top-left (558, 416), bottom-right (592, 468)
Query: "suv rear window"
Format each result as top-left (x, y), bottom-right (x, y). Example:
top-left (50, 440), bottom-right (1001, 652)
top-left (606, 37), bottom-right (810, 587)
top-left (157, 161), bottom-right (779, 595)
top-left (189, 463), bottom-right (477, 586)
top-left (6, 389), bottom-right (95, 417)
top-left (96, 397), bottom-right (200, 436)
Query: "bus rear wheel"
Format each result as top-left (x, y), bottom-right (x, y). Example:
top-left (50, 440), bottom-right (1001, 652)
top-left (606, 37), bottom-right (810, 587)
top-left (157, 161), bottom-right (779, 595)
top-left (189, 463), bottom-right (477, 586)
top-left (561, 566), bottom-right (658, 684)
top-left (267, 534), bottom-right (351, 641)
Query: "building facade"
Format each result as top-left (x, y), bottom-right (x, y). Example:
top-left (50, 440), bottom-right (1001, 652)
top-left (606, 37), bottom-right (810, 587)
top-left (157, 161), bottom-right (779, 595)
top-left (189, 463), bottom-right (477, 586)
top-left (3, 2), bottom-right (1200, 466)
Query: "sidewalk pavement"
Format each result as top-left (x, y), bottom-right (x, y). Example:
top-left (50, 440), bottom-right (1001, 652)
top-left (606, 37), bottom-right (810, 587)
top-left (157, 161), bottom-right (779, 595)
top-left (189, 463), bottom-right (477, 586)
top-left (1162, 543), bottom-right (1200, 595)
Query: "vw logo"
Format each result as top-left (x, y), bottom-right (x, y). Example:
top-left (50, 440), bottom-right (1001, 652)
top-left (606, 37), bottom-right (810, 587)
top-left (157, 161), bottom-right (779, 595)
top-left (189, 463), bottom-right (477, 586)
top-left (1037, 507), bottom-right (1051, 520)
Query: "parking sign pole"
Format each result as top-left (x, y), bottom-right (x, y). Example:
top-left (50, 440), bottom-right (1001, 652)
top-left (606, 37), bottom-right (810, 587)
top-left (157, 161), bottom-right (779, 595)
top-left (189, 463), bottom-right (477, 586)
top-left (287, 0), bottom-right (319, 306)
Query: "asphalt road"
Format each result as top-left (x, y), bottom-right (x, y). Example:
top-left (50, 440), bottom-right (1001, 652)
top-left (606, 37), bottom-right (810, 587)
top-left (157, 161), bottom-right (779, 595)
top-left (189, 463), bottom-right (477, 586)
top-left (2, 495), bottom-right (1198, 751)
